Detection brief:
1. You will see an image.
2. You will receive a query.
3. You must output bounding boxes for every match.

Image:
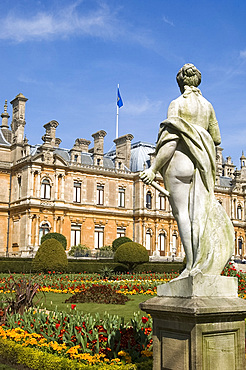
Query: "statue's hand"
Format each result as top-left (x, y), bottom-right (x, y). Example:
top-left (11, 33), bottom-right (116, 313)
top-left (140, 168), bottom-right (156, 184)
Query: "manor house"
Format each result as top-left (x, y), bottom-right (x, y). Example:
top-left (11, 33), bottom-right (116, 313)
top-left (0, 94), bottom-right (245, 259)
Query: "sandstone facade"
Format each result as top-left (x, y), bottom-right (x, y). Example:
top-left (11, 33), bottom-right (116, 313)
top-left (0, 94), bottom-right (245, 259)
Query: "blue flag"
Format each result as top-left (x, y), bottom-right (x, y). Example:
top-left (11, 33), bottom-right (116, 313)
top-left (117, 87), bottom-right (123, 108)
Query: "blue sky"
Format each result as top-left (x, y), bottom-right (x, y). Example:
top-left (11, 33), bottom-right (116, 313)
top-left (0, 0), bottom-right (245, 166)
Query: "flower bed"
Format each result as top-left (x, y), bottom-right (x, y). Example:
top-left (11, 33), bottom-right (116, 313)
top-left (0, 271), bottom-right (179, 296)
top-left (221, 263), bottom-right (246, 298)
top-left (1, 267), bottom-right (245, 368)
top-left (65, 285), bottom-right (129, 304)
top-left (1, 266), bottom-right (245, 297)
top-left (2, 308), bottom-right (152, 366)
top-left (0, 335), bottom-right (139, 369)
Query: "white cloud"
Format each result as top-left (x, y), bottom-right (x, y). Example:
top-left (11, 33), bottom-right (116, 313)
top-left (124, 97), bottom-right (163, 116)
top-left (240, 50), bottom-right (246, 59)
top-left (162, 16), bottom-right (174, 27)
top-left (0, 2), bottom-right (121, 42)
top-left (0, 1), bottom-right (156, 49)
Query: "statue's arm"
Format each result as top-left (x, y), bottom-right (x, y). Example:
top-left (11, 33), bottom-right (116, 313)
top-left (140, 100), bottom-right (180, 184)
top-left (140, 139), bottom-right (178, 184)
top-left (208, 105), bottom-right (221, 146)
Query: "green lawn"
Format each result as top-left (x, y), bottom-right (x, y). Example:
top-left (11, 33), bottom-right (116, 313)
top-left (35, 292), bottom-right (150, 322)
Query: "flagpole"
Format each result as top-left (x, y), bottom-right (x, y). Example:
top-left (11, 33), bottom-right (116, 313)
top-left (116, 84), bottom-right (119, 139)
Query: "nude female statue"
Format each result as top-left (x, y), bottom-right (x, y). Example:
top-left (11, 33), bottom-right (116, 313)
top-left (140, 64), bottom-right (234, 277)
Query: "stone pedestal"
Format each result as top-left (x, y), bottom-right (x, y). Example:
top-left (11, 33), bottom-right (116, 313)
top-left (140, 275), bottom-right (246, 370)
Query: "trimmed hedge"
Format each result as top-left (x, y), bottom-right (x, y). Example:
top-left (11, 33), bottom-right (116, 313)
top-left (0, 258), bottom-right (184, 274)
top-left (134, 262), bottom-right (184, 273)
top-left (0, 337), bottom-right (137, 369)
top-left (66, 262), bottom-right (127, 274)
top-left (0, 260), bottom-right (33, 273)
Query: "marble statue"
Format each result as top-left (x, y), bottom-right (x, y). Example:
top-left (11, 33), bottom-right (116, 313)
top-left (140, 63), bottom-right (234, 277)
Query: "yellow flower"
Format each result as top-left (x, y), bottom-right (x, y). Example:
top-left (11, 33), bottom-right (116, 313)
top-left (141, 350), bottom-right (153, 357)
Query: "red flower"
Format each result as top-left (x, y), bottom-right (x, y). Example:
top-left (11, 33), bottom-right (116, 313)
top-left (55, 323), bottom-right (60, 329)
top-left (71, 304), bottom-right (76, 310)
top-left (75, 326), bottom-right (82, 333)
top-left (142, 316), bottom-right (149, 324)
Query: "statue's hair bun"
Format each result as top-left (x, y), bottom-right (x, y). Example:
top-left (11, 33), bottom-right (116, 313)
top-left (185, 66), bottom-right (196, 77)
top-left (176, 63), bottom-right (201, 93)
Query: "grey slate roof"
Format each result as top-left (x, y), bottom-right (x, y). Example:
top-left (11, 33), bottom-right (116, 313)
top-left (25, 141), bottom-right (236, 183)
top-left (54, 147), bottom-right (70, 162)
top-left (81, 153), bottom-right (93, 165)
top-left (30, 145), bottom-right (40, 156)
top-left (29, 144), bottom-right (115, 168)
top-left (103, 156), bottom-right (114, 169)
top-left (0, 130), bottom-right (11, 146)
top-left (130, 141), bottom-right (155, 172)
top-left (220, 176), bottom-right (233, 188)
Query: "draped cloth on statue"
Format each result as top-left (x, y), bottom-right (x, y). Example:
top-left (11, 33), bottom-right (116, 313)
top-left (156, 116), bottom-right (234, 275)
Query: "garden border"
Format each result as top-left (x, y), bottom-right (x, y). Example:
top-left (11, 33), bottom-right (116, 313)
top-left (0, 337), bottom-right (137, 370)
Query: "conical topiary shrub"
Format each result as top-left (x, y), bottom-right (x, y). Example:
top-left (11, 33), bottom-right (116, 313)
top-left (32, 238), bottom-right (68, 272)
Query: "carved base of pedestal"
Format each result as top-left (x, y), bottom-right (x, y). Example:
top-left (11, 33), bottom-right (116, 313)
top-left (140, 295), bottom-right (246, 369)
top-left (157, 273), bottom-right (238, 298)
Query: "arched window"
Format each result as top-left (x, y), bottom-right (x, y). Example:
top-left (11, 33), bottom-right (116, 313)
top-left (146, 191), bottom-right (152, 209)
top-left (172, 234), bottom-right (177, 256)
top-left (41, 178), bottom-right (51, 199)
top-left (145, 229), bottom-right (152, 251)
top-left (158, 232), bottom-right (165, 254)
top-left (39, 222), bottom-right (50, 244)
top-left (238, 238), bottom-right (243, 256)
top-left (17, 177), bottom-right (22, 198)
top-left (237, 205), bottom-right (242, 220)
